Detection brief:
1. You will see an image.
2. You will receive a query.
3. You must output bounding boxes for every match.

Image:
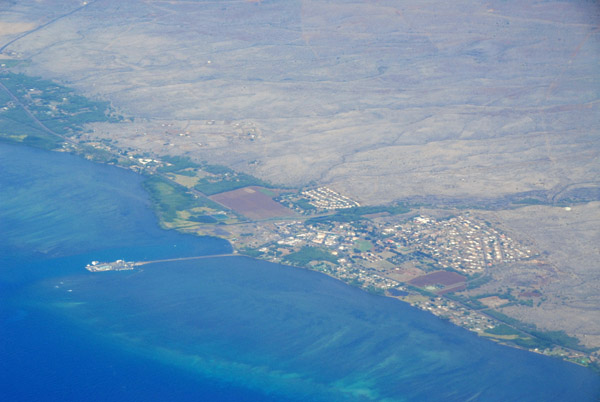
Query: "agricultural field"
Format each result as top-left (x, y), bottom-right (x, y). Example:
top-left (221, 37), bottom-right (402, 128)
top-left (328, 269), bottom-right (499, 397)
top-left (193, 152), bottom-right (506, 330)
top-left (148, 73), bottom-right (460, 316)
top-left (142, 176), bottom-right (239, 230)
top-left (210, 186), bottom-right (296, 220)
top-left (408, 271), bottom-right (467, 295)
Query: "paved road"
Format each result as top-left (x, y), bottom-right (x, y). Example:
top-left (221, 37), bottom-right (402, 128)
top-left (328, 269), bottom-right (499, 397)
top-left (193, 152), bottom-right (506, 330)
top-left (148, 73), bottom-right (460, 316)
top-left (0, 1), bottom-right (98, 54)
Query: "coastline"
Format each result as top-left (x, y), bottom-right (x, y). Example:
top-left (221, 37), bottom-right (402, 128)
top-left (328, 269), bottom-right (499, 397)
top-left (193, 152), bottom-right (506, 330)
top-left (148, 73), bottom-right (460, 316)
top-left (13, 128), bottom-right (600, 372)
top-left (231, 248), bottom-right (598, 371)
top-left (0, 67), bottom-right (596, 373)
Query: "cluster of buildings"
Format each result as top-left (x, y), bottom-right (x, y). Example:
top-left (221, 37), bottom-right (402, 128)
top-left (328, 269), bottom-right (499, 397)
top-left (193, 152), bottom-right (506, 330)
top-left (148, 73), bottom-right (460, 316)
top-left (300, 187), bottom-right (360, 210)
top-left (263, 214), bottom-right (534, 282)
top-left (414, 297), bottom-right (496, 332)
top-left (250, 215), bottom-right (529, 339)
top-left (274, 220), bottom-right (356, 248)
top-left (243, 212), bottom-right (540, 330)
top-left (257, 220), bottom-right (399, 291)
top-left (388, 215), bottom-right (533, 275)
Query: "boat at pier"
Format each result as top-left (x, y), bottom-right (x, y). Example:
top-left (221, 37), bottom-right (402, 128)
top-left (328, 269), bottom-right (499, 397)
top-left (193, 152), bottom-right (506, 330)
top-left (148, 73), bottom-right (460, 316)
top-left (85, 259), bottom-right (135, 272)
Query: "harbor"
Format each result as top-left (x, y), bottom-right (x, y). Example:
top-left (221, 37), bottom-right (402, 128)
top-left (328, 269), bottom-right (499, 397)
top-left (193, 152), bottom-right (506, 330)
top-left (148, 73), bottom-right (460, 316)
top-left (85, 254), bottom-right (237, 272)
top-left (85, 260), bottom-right (135, 272)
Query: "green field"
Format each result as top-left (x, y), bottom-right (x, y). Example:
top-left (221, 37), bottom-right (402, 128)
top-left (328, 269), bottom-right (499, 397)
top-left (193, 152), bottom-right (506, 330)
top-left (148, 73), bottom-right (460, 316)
top-left (194, 172), bottom-right (272, 195)
top-left (284, 246), bottom-right (338, 266)
top-left (306, 203), bottom-right (410, 224)
top-left (142, 176), bottom-right (228, 226)
top-left (484, 324), bottom-right (521, 337)
top-left (483, 309), bottom-right (591, 352)
top-left (354, 239), bottom-right (373, 252)
top-left (157, 155), bottom-right (200, 173)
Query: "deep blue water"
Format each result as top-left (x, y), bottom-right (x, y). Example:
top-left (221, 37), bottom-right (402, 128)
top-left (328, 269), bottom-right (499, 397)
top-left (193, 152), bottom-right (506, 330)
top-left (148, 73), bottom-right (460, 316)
top-left (1, 142), bottom-right (599, 401)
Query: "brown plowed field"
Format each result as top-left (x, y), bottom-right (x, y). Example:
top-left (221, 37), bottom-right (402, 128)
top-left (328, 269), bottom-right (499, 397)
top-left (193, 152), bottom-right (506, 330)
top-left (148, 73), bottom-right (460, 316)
top-left (210, 186), bottom-right (295, 220)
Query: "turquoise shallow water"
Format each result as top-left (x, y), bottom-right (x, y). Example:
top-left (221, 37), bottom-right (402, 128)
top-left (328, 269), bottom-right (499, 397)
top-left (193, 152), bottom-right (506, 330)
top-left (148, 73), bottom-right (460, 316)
top-left (1, 143), bottom-right (599, 401)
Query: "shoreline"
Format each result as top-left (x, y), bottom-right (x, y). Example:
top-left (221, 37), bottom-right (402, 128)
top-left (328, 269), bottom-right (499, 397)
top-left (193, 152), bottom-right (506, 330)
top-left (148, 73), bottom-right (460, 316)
top-left (0, 67), bottom-right (595, 373)
top-left (90, 242), bottom-right (598, 373)
top-left (228, 249), bottom-right (598, 372)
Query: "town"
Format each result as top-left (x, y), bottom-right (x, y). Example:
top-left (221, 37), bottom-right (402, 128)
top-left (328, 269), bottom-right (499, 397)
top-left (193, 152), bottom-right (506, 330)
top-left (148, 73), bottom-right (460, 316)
top-left (0, 67), bottom-right (591, 368)
top-left (233, 209), bottom-right (593, 366)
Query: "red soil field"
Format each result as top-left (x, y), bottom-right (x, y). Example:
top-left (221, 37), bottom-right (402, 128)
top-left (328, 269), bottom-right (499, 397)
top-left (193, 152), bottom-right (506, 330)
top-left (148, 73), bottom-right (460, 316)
top-left (409, 271), bottom-right (466, 287)
top-left (210, 186), bottom-right (295, 220)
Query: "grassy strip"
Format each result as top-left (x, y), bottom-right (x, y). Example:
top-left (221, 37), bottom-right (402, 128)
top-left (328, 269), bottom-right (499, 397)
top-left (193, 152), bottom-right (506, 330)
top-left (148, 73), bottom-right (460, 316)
top-left (483, 309), bottom-right (592, 352)
top-left (306, 204), bottom-right (410, 224)
top-left (444, 293), bottom-right (485, 310)
top-left (466, 274), bottom-right (493, 289)
top-left (142, 176), bottom-right (223, 223)
top-left (512, 198), bottom-right (547, 205)
top-left (483, 309), bottom-right (535, 330)
top-left (405, 285), bottom-right (436, 298)
top-left (485, 324), bottom-right (521, 336)
top-left (157, 155), bottom-right (200, 173)
top-left (194, 172), bottom-right (272, 195)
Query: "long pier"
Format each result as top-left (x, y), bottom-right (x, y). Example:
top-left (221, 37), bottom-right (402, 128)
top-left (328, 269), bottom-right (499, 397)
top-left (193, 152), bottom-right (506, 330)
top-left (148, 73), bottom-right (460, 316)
top-left (133, 253), bottom-right (238, 266)
top-left (86, 253), bottom-right (239, 272)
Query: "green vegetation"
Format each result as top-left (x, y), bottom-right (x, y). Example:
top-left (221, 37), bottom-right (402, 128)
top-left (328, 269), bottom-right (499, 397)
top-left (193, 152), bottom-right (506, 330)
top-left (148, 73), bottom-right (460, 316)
top-left (347, 277), bottom-right (364, 288)
top-left (511, 337), bottom-right (549, 349)
top-left (306, 213), bottom-right (354, 224)
top-left (174, 170), bottom-right (197, 177)
top-left (529, 329), bottom-right (589, 352)
top-left (466, 274), bottom-right (493, 289)
top-left (0, 72), bottom-right (121, 135)
top-left (354, 239), bottom-right (373, 252)
top-left (306, 203), bottom-right (410, 224)
top-left (513, 198), bottom-right (547, 205)
top-left (0, 86), bottom-right (63, 150)
top-left (485, 324), bottom-right (521, 336)
top-left (257, 188), bottom-right (276, 197)
top-left (155, 156), bottom-right (275, 198)
top-left (483, 309), bottom-right (592, 352)
top-left (142, 176), bottom-right (222, 223)
top-left (157, 155), bottom-right (199, 173)
top-left (194, 172), bottom-right (271, 195)
top-left (518, 299), bottom-right (534, 307)
top-left (293, 198), bottom-right (317, 211)
top-left (143, 176), bottom-right (196, 221)
top-left (284, 246), bottom-right (338, 266)
top-left (406, 285), bottom-right (436, 298)
top-left (366, 285), bottom-right (385, 296)
top-left (0, 72), bottom-right (121, 151)
top-left (239, 247), bottom-right (263, 258)
top-left (258, 188), bottom-right (277, 198)
top-left (346, 204), bottom-right (411, 216)
top-left (0, 121), bottom-right (62, 150)
top-left (446, 293), bottom-right (485, 309)
top-left (202, 164), bottom-right (233, 175)
top-left (484, 309), bottom-right (535, 330)
top-left (187, 215), bottom-right (217, 223)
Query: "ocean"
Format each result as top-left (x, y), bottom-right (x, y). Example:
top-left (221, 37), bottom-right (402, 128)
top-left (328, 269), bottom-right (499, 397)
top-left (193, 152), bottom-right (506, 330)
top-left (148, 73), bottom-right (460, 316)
top-left (1, 142), bottom-right (599, 401)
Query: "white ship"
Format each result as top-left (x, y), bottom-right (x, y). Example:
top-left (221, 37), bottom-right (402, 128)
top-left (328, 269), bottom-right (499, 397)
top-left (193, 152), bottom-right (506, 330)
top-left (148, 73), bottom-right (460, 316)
top-left (85, 259), bottom-right (135, 272)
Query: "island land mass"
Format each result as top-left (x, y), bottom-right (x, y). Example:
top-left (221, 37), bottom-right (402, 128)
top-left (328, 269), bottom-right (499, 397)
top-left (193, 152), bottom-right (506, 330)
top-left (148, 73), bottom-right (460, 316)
top-left (0, 0), bottom-right (599, 373)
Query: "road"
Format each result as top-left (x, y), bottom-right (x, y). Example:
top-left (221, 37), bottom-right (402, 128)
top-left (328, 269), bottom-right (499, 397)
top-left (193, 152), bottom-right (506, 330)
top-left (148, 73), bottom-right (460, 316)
top-left (0, 80), bottom-right (78, 147)
top-left (0, 1), bottom-right (98, 54)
